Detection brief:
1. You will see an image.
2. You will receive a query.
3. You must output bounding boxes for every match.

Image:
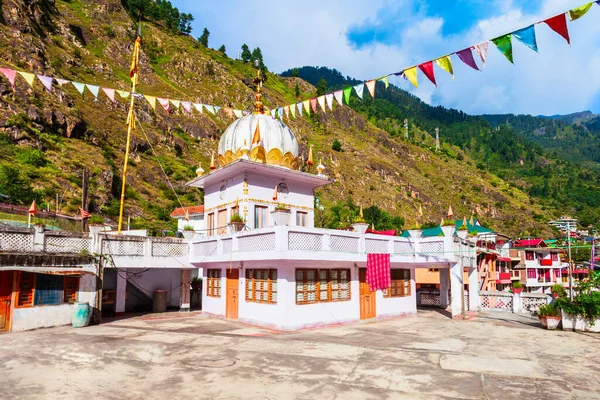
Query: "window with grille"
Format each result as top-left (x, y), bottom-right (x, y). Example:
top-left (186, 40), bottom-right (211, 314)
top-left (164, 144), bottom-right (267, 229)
top-left (527, 269), bottom-right (537, 279)
top-left (254, 206), bottom-right (268, 229)
top-left (296, 211), bottom-right (308, 227)
top-left (525, 251), bottom-right (534, 261)
top-left (16, 273), bottom-right (81, 308)
top-left (245, 269), bottom-right (277, 304)
top-left (384, 269), bottom-right (411, 298)
top-left (207, 213), bottom-right (215, 236)
top-left (34, 274), bottom-right (64, 306)
top-left (551, 253), bottom-right (558, 261)
top-left (207, 269), bottom-right (221, 297)
top-left (296, 269), bottom-right (350, 304)
top-left (63, 276), bottom-right (80, 304)
top-left (17, 272), bottom-right (35, 308)
top-left (562, 274), bottom-right (568, 283)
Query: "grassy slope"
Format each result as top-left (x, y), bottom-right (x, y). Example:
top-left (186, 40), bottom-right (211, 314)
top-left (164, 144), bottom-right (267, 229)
top-left (0, 0), bottom-right (552, 236)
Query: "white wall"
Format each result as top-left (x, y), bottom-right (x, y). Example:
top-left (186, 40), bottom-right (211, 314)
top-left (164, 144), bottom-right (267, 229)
top-left (124, 268), bottom-right (182, 308)
top-left (376, 269), bottom-right (417, 318)
top-left (177, 216), bottom-right (204, 234)
top-left (202, 267), bottom-right (226, 316)
top-left (12, 304), bottom-right (74, 332)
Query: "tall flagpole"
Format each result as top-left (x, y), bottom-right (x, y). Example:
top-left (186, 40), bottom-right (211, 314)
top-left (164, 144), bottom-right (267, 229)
top-left (118, 29), bottom-right (141, 234)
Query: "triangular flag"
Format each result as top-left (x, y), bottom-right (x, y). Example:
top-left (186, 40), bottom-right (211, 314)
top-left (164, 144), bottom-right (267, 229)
top-left (543, 14), bottom-right (570, 45)
top-left (455, 48), bottom-right (480, 71)
top-left (334, 90), bottom-right (344, 106)
top-left (86, 84), bottom-right (100, 99)
top-left (284, 105), bottom-right (289, 118)
top-left (353, 83), bottom-right (364, 99)
top-left (290, 103), bottom-right (296, 118)
top-left (403, 67), bottom-right (419, 88)
top-left (435, 56), bottom-right (454, 78)
top-left (37, 75), bottom-right (53, 92)
top-left (157, 97), bottom-right (170, 112)
top-left (181, 101), bottom-right (192, 113)
top-left (472, 42), bottom-right (489, 68)
top-left (569, 3), bottom-right (594, 21)
top-left (18, 71), bottom-right (35, 88)
top-left (343, 87), bottom-right (352, 104)
top-left (365, 80), bottom-right (376, 98)
top-left (447, 205), bottom-right (453, 218)
top-left (277, 107), bottom-right (284, 120)
top-left (193, 103), bottom-right (203, 114)
top-left (303, 100), bottom-right (311, 114)
top-left (418, 61), bottom-right (437, 86)
top-left (233, 109), bottom-right (243, 119)
top-left (169, 99), bottom-right (181, 109)
top-left (513, 25), bottom-right (538, 52)
top-left (325, 93), bottom-right (334, 110)
top-left (317, 95), bottom-right (326, 111)
top-left (270, 108), bottom-right (276, 118)
top-left (102, 87), bottom-right (116, 102)
top-left (379, 76), bottom-right (389, 89)
top-left (214, 106), bottom-right (222, 114)
top-left (491, 34), bottom-right (514, 63)
top-left (144, 95), bottom-right (156, 110)
top-left (297, 102), bottom-right (303, 117)
top-left (71, 81), bottom-right (86, 96)
top-left (117, 90), bottom-right (130, 99)
top-left (418, 204), bottom-right (423, 217)
top-left (252, 123), bottom-right (261, 144)
top-left (28, 200), bottom-right (37, 215)
top-left (56, 78), bottom-right (70, 86)
top-left (0, 68), bottom-right (17, 88)
top-left (310, 98), bottom-right (317, 113)
top-left (223, 107), bottom-right (234, 119)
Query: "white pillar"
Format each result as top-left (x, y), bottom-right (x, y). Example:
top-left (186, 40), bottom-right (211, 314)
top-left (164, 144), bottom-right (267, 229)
top-left (513, 292), bottom-right (522, 314)
top-left (180, 269), bottom-right (191, 311)
top-left (115, 269), bottom-right (126, 314)
top-left (468, 266), bottom-right (480, 311)
top-left (440, 268), bottom-right (450, 308)
top-left (449, 262), bottom-right (464, 318)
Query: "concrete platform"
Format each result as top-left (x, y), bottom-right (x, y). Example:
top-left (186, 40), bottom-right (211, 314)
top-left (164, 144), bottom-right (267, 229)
top-left (0, 309), bottom-right (598, 399)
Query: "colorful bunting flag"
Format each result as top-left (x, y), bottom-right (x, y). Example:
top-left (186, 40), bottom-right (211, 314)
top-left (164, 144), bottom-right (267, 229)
top-left (277, 107), bottom-right (284, 120)
top-left (71, 81), bottom-right (86, 96)
top-left (403, 67), bottom-right (418, 88)
top-left (455, 48), bottom-right (480, 71)
top-left (297, 102), bottom-right (303, 117)
top-left (491, 34), bottom-right (514, 63)
top-left (513, 25), bottom-right (538, 52)
top-left (181, 101), bottom-right (192, 113)
top-left (290, 103), bottom-right (296, 118)
top-left (434, 56), bottom-right (454, 78)
top-left (170, 99), bottom-right (181, 109)
top-left (569, 3), bottom-right (594, 21)
top-left (284, 105), bottom-right (289, 119)
top-left (418, 61), bottom-right (437, 86)
top-left (157, 97), bottom-right (170, 112)
top-left (380, 76), bottom-right (389, 89)
top-left (193, 103), bottom-right (203, 114)
top-left (333, 90), bottom-right (344, 106)
top-left (56, 78), bottom-right (70, 86)
top-left (310, 98), bottom-right (317, 114)
top-left (270, 109), bottom-right (276, 118)
top-left (37, 75), bottom-right (54, 92)
top-left (144, 95), bottom-right (156, 110)
top-left (343, 87), bottom-right (352, 104)
top-left (117, 90), bottom-right (130, 99)
top-left (233, 109), bottom-right (243, 119)
top-left (204, 105), bottom-right (215, 115)
top-left (102, 87), bottom-right (116, 102)
top-left (317, 95), bottom-right (326, 112)
top-left (223, 107), bottom-right (234, 119)
top-left (0, 68), bottom-right (17, 87)
top-left (18, 71), bottom-right (35, 88)
top-left (325, 93), bottom-right (334, 110)
top-left (353, 83), bottom-right (364, 99)
top-left (472, 42), bottom-right (489, 68)
top-left (303, 99), bottom-right (311, 115)
top-left (365, 80), bottom-right (376, 98)
top-left (214, 106), bottom-right (221, 114)
top-left (86, 84), bottom-right (100, 99)
top-left (543, 14), bottom-right (570, 45)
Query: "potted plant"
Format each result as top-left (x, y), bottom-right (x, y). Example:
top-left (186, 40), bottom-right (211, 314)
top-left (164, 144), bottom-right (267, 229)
top-left (555, 273), bottom-right (600, 332)
top-left (271, 204), bottom-right (291, 226)
top-left (512, 281), bottom-right (523, 294)
top-left (551, 283), bottom-right (567, 299)
top-left (408, 224), bottom-right (421, 238)
top-left (538, 304), bottom-right (562, 330)
top-left (228, 213), bottom-right (245, 233)
top-left (352, 216), bottom-right (369, 234)
top-left (88, 215), bottom-right (105, 235)
top-left (191, 276), bottom-right (202, 290)
top-left (457, 223), bottom-right (468, 239)
top-left (182, 225), bottom-right (195, 240)
top-left (440, 219), bottom-right (455, 237)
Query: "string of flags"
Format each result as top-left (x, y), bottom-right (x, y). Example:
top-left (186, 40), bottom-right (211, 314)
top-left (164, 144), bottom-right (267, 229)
top-left (269, 1), bottom-right (600, 121)
top-left (0, 67), bottom-right (249, 120)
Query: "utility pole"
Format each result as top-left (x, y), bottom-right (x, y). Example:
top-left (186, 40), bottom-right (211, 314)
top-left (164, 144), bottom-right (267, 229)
top-left (567, 225), bottom-right (573, 301)
top-left (404, 119), bottom-right (408, 140)
top-left (435, 127), bottom-right (440, 151)
top-left (81, 168), bottom-right (89, 232)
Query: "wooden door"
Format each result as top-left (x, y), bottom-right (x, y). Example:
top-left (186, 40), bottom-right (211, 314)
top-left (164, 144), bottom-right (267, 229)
top-left (217, 209), bottom-right (227, 235)
top-left (226, 269), bottom-right (239, 319)
top-left (359, 268), bottom-right (376, 320)
top-left (0, 271), bottom-right (14, 332)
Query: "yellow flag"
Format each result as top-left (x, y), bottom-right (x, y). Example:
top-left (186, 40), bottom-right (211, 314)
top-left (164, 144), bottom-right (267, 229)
top-left (129, 37), bottom-right (141, 85)
top-left (290, 103), bottom-right (296, 118)
top-left (380, 76), bottom-right (389, 89)
top-left (404, 67), bottom-right (418, 88)
top-left (284, 105), bottom-right (289, 118)
top-left (303, 100), bottom-right (311, 115)
top-left (569, 2), bottom-right (593, 21)
top-left (18, 71), bottom-right (35, 88)
top-left (435, 56), bottom-right (454, 78)
top-left (144, 95), bottom-right (156, 110)
top-left (317, 95), bottom-right (326, 111)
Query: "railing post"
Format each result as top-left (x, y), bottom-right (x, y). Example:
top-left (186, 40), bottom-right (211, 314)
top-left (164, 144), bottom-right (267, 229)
top-left (232, 235), bottom-right (239, 253)
top-left (513, 292), bottom-right (522, 314)
top-left (144, 238), bottom-right (153, 257)
top-left (359, 235), bottom-right (366, 254)
top-left (217, 237), bottom-right (223, 255)
top-left (388, 238), bottom-right (394, 254)
top-left (276, 226), bottom-right (289, 252)
top-left (322, 232), bottom-right (331, 251)
top-left (33, 225), bottom-right (45, 252)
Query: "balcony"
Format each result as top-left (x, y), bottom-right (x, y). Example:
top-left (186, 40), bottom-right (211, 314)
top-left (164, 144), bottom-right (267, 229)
top-left (496, 272), bottom-right (512, 284)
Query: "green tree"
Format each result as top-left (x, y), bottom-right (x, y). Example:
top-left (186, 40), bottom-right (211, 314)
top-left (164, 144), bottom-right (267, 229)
top-left (291, 67), bottom-right (299, 77)
top-left (294, 83), bottom-right (300, 98)
top-left (0, 165), bottom-right (32, 205)
top-left (332, 139), bottom-right (342, 152)
top-left (178, 13), bottom-right (194, 35)
top-left (218, 45), bottom-right (226, 56)
top-left (240, 44), bottom-right (251, 62)
top-left (198, 27), bottom-right (210, 47)
top-left (316, 78), bottom-right (327, 96)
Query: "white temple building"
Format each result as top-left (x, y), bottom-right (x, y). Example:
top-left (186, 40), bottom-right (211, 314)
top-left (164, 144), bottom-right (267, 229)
top-left (186, 75), bottom-right (479, 331)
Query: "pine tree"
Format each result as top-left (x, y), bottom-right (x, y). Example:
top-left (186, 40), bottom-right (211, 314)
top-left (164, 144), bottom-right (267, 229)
top-left (291, 68), bottom-right (299, 77)
top-left (316, 78), bottom-right (327, 96)
top-left (218, 45), bottom-right (227, 56)
top-left (240, 44), bottom-right (251, 62)
top-left (250, 47), bottom-right (264, 68)
top-left (295, 83), bottom-right (300, 98)
top-left (198, 28), bottom-right (210, 47)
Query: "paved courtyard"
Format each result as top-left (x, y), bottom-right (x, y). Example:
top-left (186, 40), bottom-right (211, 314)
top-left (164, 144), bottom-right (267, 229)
top-left (1, 309), bottom-right (599, 399)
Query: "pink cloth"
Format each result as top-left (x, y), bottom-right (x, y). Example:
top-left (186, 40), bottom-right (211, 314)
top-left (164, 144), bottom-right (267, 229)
top-left (366, 253), bottom-right (391, 292)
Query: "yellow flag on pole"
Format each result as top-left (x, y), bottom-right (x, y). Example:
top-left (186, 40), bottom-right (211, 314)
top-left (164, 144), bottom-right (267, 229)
top-left (435, 56), bottom-right (454, 78)
top-left (129, 37), bottom-right (141, 86)
top-left (403, 67), bottom-right (418, 88)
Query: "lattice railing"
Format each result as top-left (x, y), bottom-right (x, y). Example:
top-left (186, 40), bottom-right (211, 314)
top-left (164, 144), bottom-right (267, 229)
top-left (330, 235), bottom-right (359, 253)
top-left (195, 240), bottom-right (218, 256)
top-left (288, 232), bottom-right (323, 251)
top-left (365, 239), bottom-right (388, 254)
top-left (102, 239), bottom-right (144, 256)
top-left (0, 232), bottom-right (34, 252)
top-left (151, 239), bottom-right (188, 257)
top-left (522, 294), bottom-right (548, 313)
top-left (393, 240), bottom-right (413, 255)
top-left (221, 238), bottom-right (233, 255)
top-left (480, 292), bottom-right (513, 311)
top-left (238, 233), bottom-right (276, 252)
top-left (44, 235), bottom-right (91, 253)
top-left (420, 241), bottom-right (445, 256)
top-left (418, 290), bottom-right (442, 307)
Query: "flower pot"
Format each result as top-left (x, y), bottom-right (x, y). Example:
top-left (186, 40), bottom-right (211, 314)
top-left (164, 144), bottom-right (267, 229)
top-left (441, 225), bottom-right (455, 237)
top-left (271, 209), bottom-right (291, 226)
top-left (513, 287), bottom-right (523, 294)
top-left (552, 293), bottom-right (558, 299)
top-left (561, 310), bottom-right (600, 332)
top-left (228, 221), bottom-right (245, 233)
top-left (352, 222), bottom-right (368, 234)
top-left (408, 229), bottom-right (421, 238)
top-left (182, 230), bottom-right (195, 241)
top-left (88, 224), bottom-right (105, 235)
top-left (539, 315), bottom-right (561, 330)
top-left (457, 230), bottom-right (468, 239)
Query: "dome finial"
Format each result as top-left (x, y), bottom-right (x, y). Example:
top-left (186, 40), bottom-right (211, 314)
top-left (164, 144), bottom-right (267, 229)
top-left (196, 163), bottom-right (205, 176)
top-left (210, 151), bottom-right (216, 170)
top-left (253, 60), bottom-right (265, 114)
top-left (316, 158), bottom-right (325, 176)
top-left (307, 144), bottom-right (314, 166)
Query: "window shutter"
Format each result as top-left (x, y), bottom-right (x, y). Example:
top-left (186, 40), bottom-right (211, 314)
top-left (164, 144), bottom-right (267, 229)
top-left (17, 272), bottom-right (35, 307)
top-left (63, 276), bottom-right (79, 304)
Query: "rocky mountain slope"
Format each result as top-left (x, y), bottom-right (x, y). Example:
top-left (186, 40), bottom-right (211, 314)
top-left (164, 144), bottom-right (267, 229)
top-left (0, 0), bottom-right (554, 236)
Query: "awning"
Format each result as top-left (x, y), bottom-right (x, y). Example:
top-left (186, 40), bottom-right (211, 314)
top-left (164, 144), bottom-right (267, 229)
top-left (0, 266), bottom-right (96, 275)
top-left (498, 257), bottom-right (512, 262)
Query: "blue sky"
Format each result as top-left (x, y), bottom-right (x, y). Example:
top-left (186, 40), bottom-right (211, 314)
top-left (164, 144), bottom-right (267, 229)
top-left (171, 0), bottom-right (600, 116)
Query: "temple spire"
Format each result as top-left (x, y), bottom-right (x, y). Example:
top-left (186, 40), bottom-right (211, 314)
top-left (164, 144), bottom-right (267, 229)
top-left (253, 60), bottom-right (265, 114)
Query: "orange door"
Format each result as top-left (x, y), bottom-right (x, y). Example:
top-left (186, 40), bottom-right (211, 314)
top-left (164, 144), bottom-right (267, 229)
top-left (0, 271), bottom-right (14, 332)
top-left (217, 209), bottom-right (227, 235)
top-left (359, 268), bottom-right (376, 320)
top-left (226, 269), bottom-right (239, 319)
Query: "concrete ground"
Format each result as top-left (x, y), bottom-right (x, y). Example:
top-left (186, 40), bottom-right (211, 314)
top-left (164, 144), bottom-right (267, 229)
top-left (1, 310), bottom-right (599, 400)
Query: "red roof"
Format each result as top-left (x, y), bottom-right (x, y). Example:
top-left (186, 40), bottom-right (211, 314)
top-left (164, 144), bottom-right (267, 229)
top-left (514, 239), bottom-right (546, 248)
top-left (170, 205), bottom-right (204, 218)
top-left (498, 257), bottom-right (512, 262)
